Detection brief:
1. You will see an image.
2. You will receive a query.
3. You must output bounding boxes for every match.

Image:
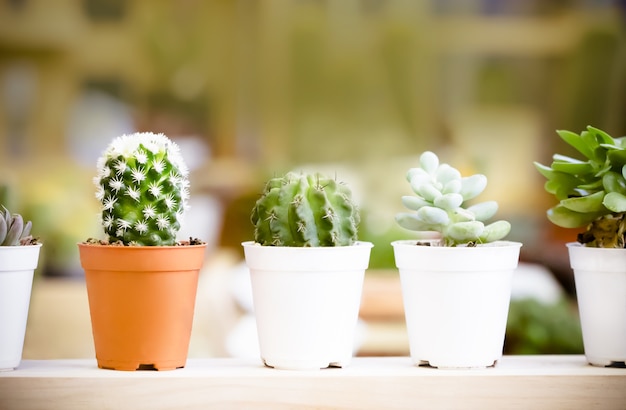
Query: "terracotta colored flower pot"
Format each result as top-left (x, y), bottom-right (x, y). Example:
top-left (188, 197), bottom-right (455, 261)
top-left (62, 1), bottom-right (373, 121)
top-left (77, 243), bottom-right (206, 371)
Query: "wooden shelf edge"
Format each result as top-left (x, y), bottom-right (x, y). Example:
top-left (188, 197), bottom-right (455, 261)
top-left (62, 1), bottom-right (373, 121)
top-left (1, 356), bottom-right (624, 409)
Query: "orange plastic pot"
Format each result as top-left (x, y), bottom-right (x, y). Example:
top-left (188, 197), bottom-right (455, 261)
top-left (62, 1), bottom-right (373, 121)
top-left (77, 243), bottom-right (206, 371)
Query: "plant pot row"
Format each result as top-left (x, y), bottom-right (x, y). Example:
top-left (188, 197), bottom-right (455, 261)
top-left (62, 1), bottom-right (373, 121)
top-left (245, 240), bottom-right (626, 370)
top-left (3, 127), bottom-right (626, 373)
top-left (4, 238), bottom-right (624, 372)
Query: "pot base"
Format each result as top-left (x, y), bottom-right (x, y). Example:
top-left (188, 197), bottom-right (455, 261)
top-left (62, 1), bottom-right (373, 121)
top-left (97, 359), bottom-right (185, 371)
top-left (417, 359), bottom-right (498, 369)
top-left (585, 357), bottom-right (626, 368)
top-left (0, 366), bottom-right (17, 372)
top-left (262, 358), bottom-right (347, 371)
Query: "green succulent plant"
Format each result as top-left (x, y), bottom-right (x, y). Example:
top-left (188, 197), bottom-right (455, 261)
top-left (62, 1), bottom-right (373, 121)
top-left (534, 126), bottom-right (626, 248)
top-left (395, 151), bottom-right (511, 247)
top-left (0, 205), bottom-right (36, 246)
top-left (94, 132), bottom-right (190, 246)
top-left (251, 171), bottom-right (360, 247)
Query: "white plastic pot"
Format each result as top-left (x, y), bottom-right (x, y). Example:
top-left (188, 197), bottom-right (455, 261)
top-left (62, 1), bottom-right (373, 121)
top-left (392, 240), bottom-right (522, 369)
top-left (0, 244), bottom-right (42, 371)
top-left (242, 241), bottom-right (373, 370)
top-left (567, 242), bottom-right (626, 367)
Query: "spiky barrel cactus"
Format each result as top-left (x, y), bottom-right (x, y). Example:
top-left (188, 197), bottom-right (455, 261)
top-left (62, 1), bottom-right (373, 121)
top-left (251, 172), bottom-right (360, 247)
top-left (0, 206), bottom-right (34, 246)
top-left (94, 132), bottom-right (190, 246)
top-left (395, 151), bottom-right (511, 247)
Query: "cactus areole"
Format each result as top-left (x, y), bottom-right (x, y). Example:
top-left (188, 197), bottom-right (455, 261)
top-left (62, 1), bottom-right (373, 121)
top-left (94, 132), bottom-right (190, 246)
top-left (251, 172), bottom-right (360, 247)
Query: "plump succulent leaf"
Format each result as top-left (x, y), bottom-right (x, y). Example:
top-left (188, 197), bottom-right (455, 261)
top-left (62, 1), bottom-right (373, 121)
top-left (452, 208), bottom-right (476, 223)
top-left (443, 179), bottom-right (462, 194)
top-left (550, 161), bottom-right (593, 175)
top-left (396, 151), bottom-right (510, 246)
top-left (436, 164), bottom-right (461, 186)
top-left (401, 195), bottom-right (430, 211)
top-left (534, 162), bottom-right (556, 179)
top-left (416, 183), bottom-right (442, 202)
top-left (417, 206), bottom-right (450, 226)
top-left (557, 129), bottom-right (595, 159)
top-left (0, 206), bottom-right (36, 246)
top-left (459, 174), bottom-right (487, 201)
top-left (546, 205), bottom-right (602, 228)
top-left (446, 221), bottom-right (485, 244)
top-left (466, 201), bottom-right (498, 222)
top-left (536, 126), bottom-right (626, 248)
top-left (434, 193), bottom-right (463, 211)
top-left (560, 191), bottom-right (606, 213)
top-left (603, 192), bottom-right (626, 213)
top-left (587, 126), bottom-right (615, 145)
top-left (479, 220), bottom-right (511, 243)
top-left (4, 214), bottom-right (23, 246)
top-left (0, 216), bottom-right (6, 245)
top-left (607, 149), bottom-right (626, 168)
top-left (602, 172), bottom-right (626, 195)
top-left (419, 151), bottom-right (439, 174)
top-left (395, 213), bottom-right (433, 231)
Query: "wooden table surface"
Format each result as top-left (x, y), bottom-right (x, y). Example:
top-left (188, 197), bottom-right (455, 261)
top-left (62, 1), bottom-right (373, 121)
top-left (1, 355), bottom-right (624, 409)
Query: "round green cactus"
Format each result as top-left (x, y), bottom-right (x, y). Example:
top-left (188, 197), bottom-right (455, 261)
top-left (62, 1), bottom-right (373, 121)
top-left (396, 151), bottom-right (511, 247)
top-left (251, 172), bottom-right (360, 247)
top-left (94, 132), bottom-right (190, 246)
top-left (534, 126), bottom-right (626, 248)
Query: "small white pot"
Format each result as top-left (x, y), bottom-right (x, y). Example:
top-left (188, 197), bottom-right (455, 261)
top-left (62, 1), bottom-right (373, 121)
top-left (242, 241), bottom-right (373, 370)
top-left (392, 240), bottom-right (521, 369)
top-left (567, 242), bottom-right (626, 367)
top-left (0, 244), bottom-right (42, 371)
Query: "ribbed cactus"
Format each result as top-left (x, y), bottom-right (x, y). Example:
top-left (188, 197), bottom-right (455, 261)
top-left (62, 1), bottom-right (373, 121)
top-left (94, 132), bottom-right (190, 246)
top-left (0, 206), bottom-right (34, 246)
top-left (396, 151), bottom-right (511, 247)
top-left (251, 172), bottom-right (360, 246)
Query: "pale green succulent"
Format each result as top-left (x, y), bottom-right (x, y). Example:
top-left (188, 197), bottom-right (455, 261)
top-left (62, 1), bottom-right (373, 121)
top-left (0, 206), bottom-right (36, 246)
top-left (395, 151), bottom-right (511, 247)
top-left (534, 126), bottom-right (626, 248)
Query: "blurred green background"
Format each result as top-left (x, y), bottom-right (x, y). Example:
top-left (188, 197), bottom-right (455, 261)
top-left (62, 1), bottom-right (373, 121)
top-left (1, 0), bottom-right (624, 356)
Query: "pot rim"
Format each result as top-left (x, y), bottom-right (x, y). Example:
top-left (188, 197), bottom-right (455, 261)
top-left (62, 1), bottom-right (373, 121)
top-left (566, 242), bottom-right (626, 251)
top-left (0, 243), bottom-right (43, 249)
top-left (391, 239), bottom-right (522, 249)
top-left (78, 242), bottom-right (207, 272)
top-left (241, 240), bottom-right (374, 250)
top-left (77, 242), bottom-right (207, 250)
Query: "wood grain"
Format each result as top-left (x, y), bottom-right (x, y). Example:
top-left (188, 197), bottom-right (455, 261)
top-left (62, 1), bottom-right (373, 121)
top-left (1, 356), bottom-right (624, 409)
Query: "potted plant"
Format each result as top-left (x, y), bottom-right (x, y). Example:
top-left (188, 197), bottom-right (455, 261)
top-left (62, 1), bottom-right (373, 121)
top-left (392, 151), bottom-right (522, 368)
top-left (242, 171), bottom-right (373, 370)
top-left (0, 207), bottom-right (41, 371)
top-left (534, 125), bottom-right (626, 367)
top-left (77, 132), bottom-right (206, 371)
